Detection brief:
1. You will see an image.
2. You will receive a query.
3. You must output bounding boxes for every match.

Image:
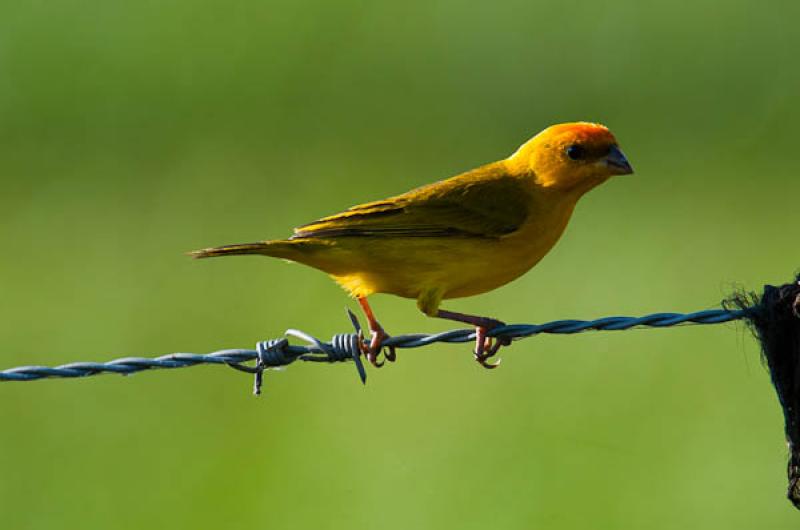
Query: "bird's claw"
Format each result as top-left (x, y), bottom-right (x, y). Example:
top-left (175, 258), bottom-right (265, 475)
top-left (474, 323), bottom-right (511, 369)
top-left (358, 326), bottom-right (396, 368)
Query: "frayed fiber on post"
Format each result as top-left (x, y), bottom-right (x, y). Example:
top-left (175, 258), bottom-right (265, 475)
top-left (727, 275), bottom-right (800, 509)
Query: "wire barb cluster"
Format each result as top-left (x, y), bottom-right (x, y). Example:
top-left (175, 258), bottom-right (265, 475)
top-left (0, 307), bottom-right (751, 393)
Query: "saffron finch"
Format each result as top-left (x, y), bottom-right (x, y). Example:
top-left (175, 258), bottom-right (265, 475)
top-left (191, 122), bottom-right (633, 368)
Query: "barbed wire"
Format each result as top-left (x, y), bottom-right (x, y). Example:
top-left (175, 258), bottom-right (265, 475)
top-left (4, 281), bottom-right (797, 508)
top-left (0, 307), bottom-right (751, 393)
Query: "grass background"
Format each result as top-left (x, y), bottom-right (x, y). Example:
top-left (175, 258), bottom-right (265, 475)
top-left (1, 0), bottom-right (799, 528)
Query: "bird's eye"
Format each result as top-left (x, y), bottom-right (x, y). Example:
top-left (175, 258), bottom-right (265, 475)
top-left (565, 144), bottom-right (585, 161)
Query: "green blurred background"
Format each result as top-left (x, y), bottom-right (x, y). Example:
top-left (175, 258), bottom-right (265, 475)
top-left (1, 0), bottom-right (798, 528)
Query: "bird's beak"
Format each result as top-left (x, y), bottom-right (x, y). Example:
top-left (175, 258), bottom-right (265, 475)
top-left (605, 145), bottom-right (633, 175)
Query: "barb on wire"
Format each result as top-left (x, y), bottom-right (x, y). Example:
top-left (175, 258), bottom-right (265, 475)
top-left (0, 306), bottom-right (752, 393)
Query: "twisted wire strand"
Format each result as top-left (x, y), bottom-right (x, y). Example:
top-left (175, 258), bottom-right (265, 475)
top-left (0, 307), bottom-right (751, 385)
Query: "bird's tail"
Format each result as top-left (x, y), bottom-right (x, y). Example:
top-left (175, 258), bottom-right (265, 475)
top-left (188, 240), bottom-right (302, 260)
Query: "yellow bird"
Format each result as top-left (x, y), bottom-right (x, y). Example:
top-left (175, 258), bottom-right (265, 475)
top-left (191, 122), bottom-right (633, 368)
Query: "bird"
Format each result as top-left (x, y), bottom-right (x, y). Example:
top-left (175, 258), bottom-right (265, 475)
top-left (190, 122), bottom-right (633, 369)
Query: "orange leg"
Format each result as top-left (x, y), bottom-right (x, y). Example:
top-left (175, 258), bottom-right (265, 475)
top-left (435, 309), bottom-right (511, 369)
top-left (357, 297), bottom-right (396, 367)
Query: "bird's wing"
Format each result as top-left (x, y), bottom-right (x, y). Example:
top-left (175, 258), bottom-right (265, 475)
top-left (291, 163), bottom-right (531, 239)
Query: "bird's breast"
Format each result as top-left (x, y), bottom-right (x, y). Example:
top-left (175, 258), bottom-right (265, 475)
top-left (320, 196), bottom-right (578, 301)
top-left (435, 198), bottom-right (577, 299)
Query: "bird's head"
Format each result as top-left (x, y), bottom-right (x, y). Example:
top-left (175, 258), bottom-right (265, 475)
top-left (508, 122), bottom-right (633, 193)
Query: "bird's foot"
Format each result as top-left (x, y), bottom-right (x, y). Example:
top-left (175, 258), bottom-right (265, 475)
top-left (358, 324), bottom-right (396, 368)
top-left (474, 319), bottom-right (511, 369)
top-left (356, 296), bottom-right (396, 368)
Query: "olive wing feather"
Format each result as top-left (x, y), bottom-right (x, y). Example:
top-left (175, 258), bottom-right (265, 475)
top-left (291, 164), bottom-right (530, 240)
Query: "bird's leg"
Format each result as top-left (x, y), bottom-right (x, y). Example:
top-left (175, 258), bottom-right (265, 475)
top-left (357, 297), bottom-right (396, 367)
top-left (435, 309), bottom-right (511, 369)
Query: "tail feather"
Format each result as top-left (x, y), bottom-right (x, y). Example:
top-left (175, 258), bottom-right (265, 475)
top-left (189, 242), bottom-right (277, 259)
